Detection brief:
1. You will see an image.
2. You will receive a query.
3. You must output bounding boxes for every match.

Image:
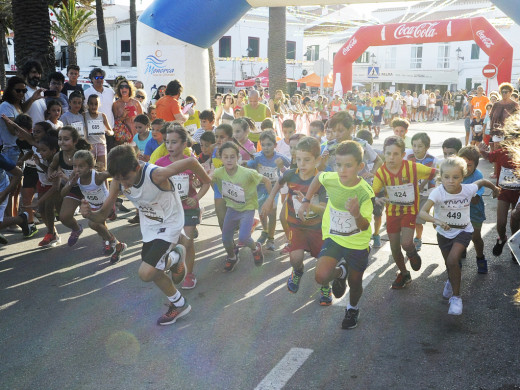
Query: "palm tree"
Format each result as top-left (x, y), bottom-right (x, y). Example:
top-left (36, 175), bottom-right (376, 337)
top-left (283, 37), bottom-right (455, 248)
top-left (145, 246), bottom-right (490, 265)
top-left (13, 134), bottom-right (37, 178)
top-left (11, 0), bottom-right (55, 78)
top-left (130, 0), bottom-right (137, 67)
top-left (0, 0), bottom-right (12, 90)
top-left (208, 46), bottom-right (217, 109)
top-left (50, 0), bottom-right (94, 66)
top-left (268, 7), bottom-right (287, 95)
top-left (95, 0), bottom-right (109, 66)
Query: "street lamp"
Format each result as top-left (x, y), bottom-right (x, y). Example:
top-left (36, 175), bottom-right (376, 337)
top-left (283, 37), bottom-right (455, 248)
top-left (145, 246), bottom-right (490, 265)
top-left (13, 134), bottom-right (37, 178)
top-left (456, 47), bottom-right (464, 61)
top-left (370, 53), bottom-right (377, 93)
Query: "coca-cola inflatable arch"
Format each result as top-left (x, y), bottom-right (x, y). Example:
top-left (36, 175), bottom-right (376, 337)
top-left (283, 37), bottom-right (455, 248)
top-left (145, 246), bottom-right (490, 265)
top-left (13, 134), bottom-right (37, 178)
top-left (333, 17), bottom-right (513, 92)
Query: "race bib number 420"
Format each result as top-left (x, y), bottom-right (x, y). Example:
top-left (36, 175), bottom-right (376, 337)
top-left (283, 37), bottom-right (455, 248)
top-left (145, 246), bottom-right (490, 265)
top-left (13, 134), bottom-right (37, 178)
top-left (387, 182), bottom-right (415, 206)
top-left (222, 181), bottom-right (245, 204)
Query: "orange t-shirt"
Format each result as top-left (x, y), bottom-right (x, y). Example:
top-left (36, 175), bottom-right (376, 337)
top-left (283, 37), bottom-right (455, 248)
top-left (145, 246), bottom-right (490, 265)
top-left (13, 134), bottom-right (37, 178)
top-left (156, 95), bottom-right (181, 121)
top-left (471, 95), bottom-right (490, 117)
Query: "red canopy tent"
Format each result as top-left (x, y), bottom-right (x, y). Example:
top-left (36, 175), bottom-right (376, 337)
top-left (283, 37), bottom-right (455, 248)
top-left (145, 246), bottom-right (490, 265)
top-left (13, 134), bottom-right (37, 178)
top-left (234, 68), bottom-right (269, 88)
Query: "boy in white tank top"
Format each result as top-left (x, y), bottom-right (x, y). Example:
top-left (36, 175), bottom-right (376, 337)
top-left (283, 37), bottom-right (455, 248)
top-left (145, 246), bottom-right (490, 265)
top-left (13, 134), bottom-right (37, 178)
top-left (80, 145), bottom-right (211, 326)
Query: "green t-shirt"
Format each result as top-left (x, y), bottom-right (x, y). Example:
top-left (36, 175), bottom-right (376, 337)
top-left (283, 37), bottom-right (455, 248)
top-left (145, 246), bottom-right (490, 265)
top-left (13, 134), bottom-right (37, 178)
top-left (319, 172), bottom-right (374, 249)
top-left (244, 103), bottom-right (268, 143)
top-left (213, 165), bottom-right (264, 211)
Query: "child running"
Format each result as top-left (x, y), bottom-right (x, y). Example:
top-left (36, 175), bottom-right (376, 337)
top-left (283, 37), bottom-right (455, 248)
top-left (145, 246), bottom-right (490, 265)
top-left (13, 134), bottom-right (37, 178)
top-left (300, 140), bottom-right (374, 328)
top-left (458, 146), bottom-right (489, 273)
top-left (155, 124), bottom-right (210, 289)
top-left (81, 145), bottom-right (211, 325)
top-left (247, 130), bottom-right (291, 250)
top-left (373, 136), bottom-right (436, 288)
top-left (261, 137), bottom-right (326, 298)
top-left (213, 142), bottom-right (271, 271)
top-left (61, 150), bottom-right (126, 263)
top-left (419, 157), bottom-right (498, 315)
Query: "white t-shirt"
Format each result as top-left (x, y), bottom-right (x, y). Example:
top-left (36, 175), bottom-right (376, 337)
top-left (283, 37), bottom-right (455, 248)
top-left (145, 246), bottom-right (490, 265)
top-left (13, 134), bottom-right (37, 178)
top-left (275, 138), bottom-right (291, 159)
top-left (25, 86), bottom-right (47, 124)
top-left (384, 96), bottom-right (393, 110)
top-left (428, 183), bottom-right (478, 239)
top-left (412, 97), bottom-right (419, 108)
top-left (84, 86), bottom-right (115, 127)
top-left (404, 95), bottom-right (413, 106)
top-left (418, 94), bottom-right (428, 106)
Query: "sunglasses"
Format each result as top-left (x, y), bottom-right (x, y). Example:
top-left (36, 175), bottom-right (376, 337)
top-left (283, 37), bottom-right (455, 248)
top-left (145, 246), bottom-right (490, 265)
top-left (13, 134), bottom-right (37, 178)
top-left (501, 90), bottom-right (512, 94)
top-left (15, 88), bottom-right (28, 93)
top-left (136, 95), bottom-right (144, 99)
top-left (94, 76), bottom-right (104, 80)
top-left (120, 85), bottom-right (130, 89)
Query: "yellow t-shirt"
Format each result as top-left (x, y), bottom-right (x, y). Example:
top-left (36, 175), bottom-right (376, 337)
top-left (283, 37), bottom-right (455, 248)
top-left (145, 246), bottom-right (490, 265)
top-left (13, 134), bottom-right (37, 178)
top-left (149, 143), bottom-right (192, 164)
top-left (319, 172), bottom-right (374, 250)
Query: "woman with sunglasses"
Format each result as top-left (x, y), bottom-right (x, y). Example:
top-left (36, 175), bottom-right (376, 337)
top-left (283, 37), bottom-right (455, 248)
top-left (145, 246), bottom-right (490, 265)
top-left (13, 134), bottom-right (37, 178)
top-left (490, 83), bottom-right (519, 141)
top-left (112, 79), bottom-right (143, 142)
top-left (135, 88), bottom-right (147, 107)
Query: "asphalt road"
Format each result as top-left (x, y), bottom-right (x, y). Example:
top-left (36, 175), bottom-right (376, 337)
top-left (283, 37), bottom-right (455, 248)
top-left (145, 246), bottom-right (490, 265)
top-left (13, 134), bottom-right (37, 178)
top-left (1, 119), bottom-right (519, 390)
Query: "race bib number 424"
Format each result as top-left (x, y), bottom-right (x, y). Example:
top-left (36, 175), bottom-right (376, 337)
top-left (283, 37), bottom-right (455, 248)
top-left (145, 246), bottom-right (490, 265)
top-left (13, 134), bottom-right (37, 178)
top-left (387, 182), bottom-right (415, 206)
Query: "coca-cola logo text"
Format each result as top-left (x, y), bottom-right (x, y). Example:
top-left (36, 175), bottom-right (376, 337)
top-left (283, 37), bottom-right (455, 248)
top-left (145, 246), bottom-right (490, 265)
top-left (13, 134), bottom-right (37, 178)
top-left (476, 30), bottom-right (494, 48)
top-left (342, 37), bottom-right (357, 55)
top-left (393, 22), bottom-right (439, 40)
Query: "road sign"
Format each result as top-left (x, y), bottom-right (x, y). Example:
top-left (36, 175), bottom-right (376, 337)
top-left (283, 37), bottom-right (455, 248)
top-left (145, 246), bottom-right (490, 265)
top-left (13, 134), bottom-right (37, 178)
top-left (482, 64), bottom-right (497, 79)
top-left (368, 66), bottom-right (379, 79)
top-left (313, 59), bottom-right (331, 77)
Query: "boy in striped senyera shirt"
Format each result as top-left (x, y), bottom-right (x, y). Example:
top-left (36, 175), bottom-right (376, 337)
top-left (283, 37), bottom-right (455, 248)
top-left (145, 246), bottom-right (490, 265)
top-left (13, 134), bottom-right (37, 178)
top-left (373, 136), bottom-right (436, 289)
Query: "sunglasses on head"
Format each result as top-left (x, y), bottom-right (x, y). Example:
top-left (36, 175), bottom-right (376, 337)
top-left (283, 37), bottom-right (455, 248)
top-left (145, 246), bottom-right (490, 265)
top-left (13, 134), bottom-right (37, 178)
top-left (94, 76), bottom-right (104, 80)
top-left (15, 88), bottom-right (28, 93)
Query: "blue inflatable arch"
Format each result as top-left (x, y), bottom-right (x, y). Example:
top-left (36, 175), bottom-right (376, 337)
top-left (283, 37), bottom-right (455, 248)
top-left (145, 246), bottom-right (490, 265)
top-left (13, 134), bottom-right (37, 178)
top-left (136, 0), bottom-right (417, 107)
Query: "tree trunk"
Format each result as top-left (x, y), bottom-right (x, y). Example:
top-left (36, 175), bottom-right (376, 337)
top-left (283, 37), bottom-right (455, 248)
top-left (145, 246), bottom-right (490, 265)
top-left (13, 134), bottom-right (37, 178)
top-left (12, 0), bottom-right (55, 81)
top-left (130, 0), bottom-right (137, 67)
top-left (268, 7), bottom-right (287, 95)
top-left (95, 0), bottom-right (109, 66)
top-left (67, 44), bottom-right (76, 67)
top-left (208, 46), bottom-right (217, 109)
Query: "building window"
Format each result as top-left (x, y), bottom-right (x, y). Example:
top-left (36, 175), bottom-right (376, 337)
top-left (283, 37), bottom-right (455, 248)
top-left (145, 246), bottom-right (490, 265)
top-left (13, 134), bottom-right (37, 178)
top-left (286, 41), bottom-right (296, 60)
top-left (466, 78), bottom-right (472, 91)
top-left (355, 51), bottom-right (370, 64)
top-left (247, 37), bottom-right (259, 57)
top-left (437, 44), bottom-right (450, 68)
top-left (305, 45), bottom-right (319, 61)
top-left (219, 36), bottom-right (231, 57)
top-left (384, 47), bottom-right (396, 69)
top-left (411, 45), bottom-right (422, 69)
top-left (121, 40), bottom-right (130, 53)
top-left (94, 39), bottom-right (101, 57)
top-left (471, 44), bottom-right (480, 60)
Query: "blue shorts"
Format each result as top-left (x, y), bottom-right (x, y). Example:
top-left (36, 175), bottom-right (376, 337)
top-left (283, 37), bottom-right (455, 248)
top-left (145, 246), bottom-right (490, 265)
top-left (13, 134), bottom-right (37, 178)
top-left (318, 238), bottom-right (370, 273)
top-left (258, 190), bottom-right (279, 212)
top-left (213, 183), bottom-right (222, 199)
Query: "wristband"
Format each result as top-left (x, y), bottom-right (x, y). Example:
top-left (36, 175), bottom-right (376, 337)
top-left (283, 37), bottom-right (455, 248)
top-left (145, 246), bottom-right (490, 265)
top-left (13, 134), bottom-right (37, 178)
top-left (302, 197), bottom-right (311, 203)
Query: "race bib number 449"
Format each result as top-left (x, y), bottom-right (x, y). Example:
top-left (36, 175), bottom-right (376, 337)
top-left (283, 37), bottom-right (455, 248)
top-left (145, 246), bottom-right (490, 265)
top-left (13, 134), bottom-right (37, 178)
top-left (438, 205), bottom-right (470, 229)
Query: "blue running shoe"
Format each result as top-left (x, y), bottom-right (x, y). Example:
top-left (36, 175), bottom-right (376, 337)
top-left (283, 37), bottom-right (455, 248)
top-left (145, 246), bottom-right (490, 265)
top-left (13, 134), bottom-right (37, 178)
top-left (319, 285), bottom-right (332, 306)
top-left (287, 269), bottom-right (304, 293)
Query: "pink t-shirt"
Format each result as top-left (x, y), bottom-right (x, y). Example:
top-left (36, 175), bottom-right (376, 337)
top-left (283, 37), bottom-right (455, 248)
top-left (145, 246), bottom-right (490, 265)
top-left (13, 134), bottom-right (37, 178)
top-left (155, 155), bottom-right (199, 210)
top-left (239, 139), bottom-right (256, 162)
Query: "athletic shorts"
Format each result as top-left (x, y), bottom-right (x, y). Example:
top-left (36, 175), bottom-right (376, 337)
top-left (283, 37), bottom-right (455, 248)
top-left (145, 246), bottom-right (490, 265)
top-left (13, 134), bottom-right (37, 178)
top-left (437, 231), bottom-right (472, 254)
top-left (65, 185), bottom-right (84, 201)
top-left (289, 227), bottom-right (323, 258)
top-left (91, 143), bottom-right (107, 158)
top-left (419, 106), bottom-right (427, 112)
top-left (37, 181), bottom-right (53, 195)
top-left (373, 120), bottom-right (382, 126)
top-left (363, 121), bottom-right (372, 127)
top-left (213, 183), bottom-right (222, 199)
top-left (22, 166), bottom-right (38, 189)
top-left (0, 193), bottom-right (7, 222)
top-left (184, 208), bottom-right (201, 226)
top-left (141, 239), bottom-right (174, 268)
top-left (498, 188), bottom-right (520, 205)
top-left (415, 195), bottom-right (428, 224)
top-left (386, 213), bottom-right (416, 234)
top-left (473, 134), bottom-right (483, 142)
top-left (318, 238), bottom-right (370, 273)
top-left (258, 191), bottom-right (278, 212)
top-left (355, 119), bottom-right (363, 126)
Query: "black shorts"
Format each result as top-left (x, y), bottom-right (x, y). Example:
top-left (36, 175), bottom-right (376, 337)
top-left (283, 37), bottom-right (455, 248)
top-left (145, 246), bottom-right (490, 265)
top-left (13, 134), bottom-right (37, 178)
top-left (22, 166), bottom-right (38, 189)
top-left (455, 103), bottom-right (462, 112)
top-left (419, 106), bottom-right (427, 112)
top-left (355, 119), bottom-right (363, 126)
top-left (318, 238), bottom-right (370, 273)
top-left (437, 231), bottom-right (472, 254)
top-left (142, 239), bottom-right (173, 268)
top-left (184, 208), bottom-right (201, 226)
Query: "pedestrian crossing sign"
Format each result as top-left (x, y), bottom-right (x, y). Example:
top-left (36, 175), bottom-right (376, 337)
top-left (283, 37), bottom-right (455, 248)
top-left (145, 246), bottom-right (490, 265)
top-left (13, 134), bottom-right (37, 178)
top-left (368, 66), bottom-right (379, 78)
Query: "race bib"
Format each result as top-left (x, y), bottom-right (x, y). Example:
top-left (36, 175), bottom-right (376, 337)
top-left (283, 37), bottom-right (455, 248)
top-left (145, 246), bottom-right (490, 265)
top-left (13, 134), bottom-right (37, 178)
top-left (84, 186), bottom-right (107, 207)
top-left (348, 109), bottom-right (355, 116)
top-left (87, 119), bottom-right (104, 136)
top-left (185, 124), bottom-right (197, 135)
top-left (387, 182), bottom-right (415, 206)
top-left (374, 109), bottom-right (380, 116)
top-left (498, 167), bottom-right (520, 189)
top-left (329, 208), bottom-right (359, 236)
top-left (356, 111), bottom-right (363, 120)
top-left (474, 125), bottom-right (483, 134)
top-left (438, 204), bottom-right (470, 229)
top-left (364, 110), bottom-right (372, 117)
top-left (172, 174), bottom-right (190, 198)
top-left (255, 122), bottom-right (263, 132)
top-left (258, 165), bottom-right (278, 184)
top-left (222, 180), bottom-right (245, 204)
top-left (292, 195), bottom-right (318, 220)
top-left (71, 121), bottom-right (85, 136)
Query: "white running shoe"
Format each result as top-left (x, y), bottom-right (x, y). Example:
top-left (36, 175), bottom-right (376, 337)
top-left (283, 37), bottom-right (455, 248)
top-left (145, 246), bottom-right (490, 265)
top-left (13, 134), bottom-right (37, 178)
top-left (448, 296), bottom-right (463, 315)
top-left (442, 280), bottom-right (453, 300)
